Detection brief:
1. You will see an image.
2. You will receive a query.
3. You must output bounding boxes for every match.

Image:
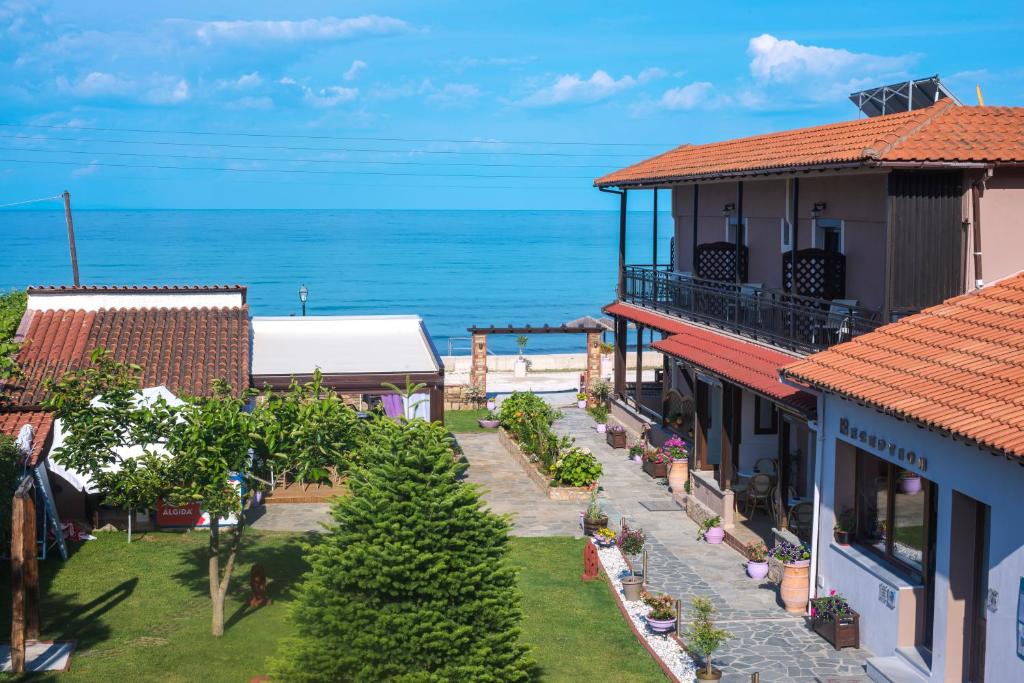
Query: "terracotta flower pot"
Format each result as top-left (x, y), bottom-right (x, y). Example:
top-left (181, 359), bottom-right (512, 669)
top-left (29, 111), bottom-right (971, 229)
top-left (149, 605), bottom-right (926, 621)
top-left (704, 526), bottom-right (725, 544)
top-left (780, 560), bottom-right (811, 613)
top-left (667, 459), bottom-right (688, 492)
top-left (747, 560), bottom-right (769, 580)
top-left (696, 667), bottom-right (723, 681)
top-left (834, 530), bottom-right (850, 545)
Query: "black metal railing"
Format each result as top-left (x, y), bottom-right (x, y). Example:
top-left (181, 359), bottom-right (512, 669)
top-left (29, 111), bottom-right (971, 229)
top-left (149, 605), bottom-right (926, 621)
top-left (624, 265), bottom-right (882, 354)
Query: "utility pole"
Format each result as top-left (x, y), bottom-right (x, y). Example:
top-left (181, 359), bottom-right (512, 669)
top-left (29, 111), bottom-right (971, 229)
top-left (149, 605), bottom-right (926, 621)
top-left (62, 190), bottom-right (80, 286)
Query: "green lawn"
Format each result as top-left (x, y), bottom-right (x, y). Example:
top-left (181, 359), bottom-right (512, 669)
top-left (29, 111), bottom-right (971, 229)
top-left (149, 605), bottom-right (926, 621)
top-left (445, 408), bottom-right (491, 433)
top-left (2, 533), bottom-right (664, 682)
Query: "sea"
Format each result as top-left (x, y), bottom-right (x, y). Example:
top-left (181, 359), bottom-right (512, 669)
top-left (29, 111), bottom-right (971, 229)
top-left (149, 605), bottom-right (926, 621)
top-left (2, 210), bottom-right (673, 355)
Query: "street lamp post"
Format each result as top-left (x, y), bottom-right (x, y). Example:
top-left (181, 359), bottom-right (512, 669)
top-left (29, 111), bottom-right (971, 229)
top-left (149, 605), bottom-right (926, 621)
top-left (298, 284), bottom-right (308, 316)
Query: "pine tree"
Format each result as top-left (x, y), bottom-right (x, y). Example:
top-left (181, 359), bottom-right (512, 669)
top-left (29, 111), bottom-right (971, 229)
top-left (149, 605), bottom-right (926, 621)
top-left (270, 417), bottom-right (533, 682)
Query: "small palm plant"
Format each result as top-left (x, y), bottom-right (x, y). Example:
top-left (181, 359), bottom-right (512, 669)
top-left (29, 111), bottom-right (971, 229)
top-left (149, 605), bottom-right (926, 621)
top-left (516, 335), bottom-right (528, 358)
top-left (686, 597), bottom-right (730, 679)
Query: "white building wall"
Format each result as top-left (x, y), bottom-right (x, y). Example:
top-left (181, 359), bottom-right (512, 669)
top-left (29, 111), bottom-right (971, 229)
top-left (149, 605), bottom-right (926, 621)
top-left (814, 394), bottom-right (1024, 682)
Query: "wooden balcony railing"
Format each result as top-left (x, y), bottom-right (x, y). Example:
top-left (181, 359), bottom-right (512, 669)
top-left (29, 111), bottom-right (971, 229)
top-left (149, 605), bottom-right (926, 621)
top-left (624, 265), bottom-right (883, 354)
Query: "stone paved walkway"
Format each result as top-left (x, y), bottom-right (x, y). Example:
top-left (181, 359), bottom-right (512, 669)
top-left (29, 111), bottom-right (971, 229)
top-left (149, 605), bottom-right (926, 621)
top-left (459, 432), bottom-right (582, 537)
top-left (554, 407), bottom-right (872, 683)
top-left (247, 503), bottom-right (333, 532)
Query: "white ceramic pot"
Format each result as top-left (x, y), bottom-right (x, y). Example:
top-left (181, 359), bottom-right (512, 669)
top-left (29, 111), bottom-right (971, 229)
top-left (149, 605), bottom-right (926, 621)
top-left (577, 400), bottom-right (587, 409)
top-left (596, 423), bottom-right (607, 434)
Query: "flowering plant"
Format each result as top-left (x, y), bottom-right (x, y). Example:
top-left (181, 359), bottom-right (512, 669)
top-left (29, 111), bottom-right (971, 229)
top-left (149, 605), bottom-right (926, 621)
top-left (618, 526), bottom-right (646, 555)
top-left (772, 540), bottom-right (811, 565)
top-left (643, 449), bottom-right (670, 464)
top-left (662, 435), bottom-right (689, 460)
top-left (628, 440), bottom-right (645, 457)
top-left (576, 391), bottom-right (588, 401)
top-left (697, 516), bottom-right (722, 540)
top-left (551, 446), bottom-right (602, 487)
top-left (810, 590), bottom-right (852, 623)
top-left (641, 592), bottom-right (676, 620)
top-left (594, 527), bottom-right (616, 542)
top-left (608, 424), bottom-right (625, 433)
top-left (745, 541), bottom-right (768, 562)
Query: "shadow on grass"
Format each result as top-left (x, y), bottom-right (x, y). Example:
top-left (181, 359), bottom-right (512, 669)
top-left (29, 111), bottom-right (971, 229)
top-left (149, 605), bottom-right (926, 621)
top-left (170, 530), bottom-right (316, 632)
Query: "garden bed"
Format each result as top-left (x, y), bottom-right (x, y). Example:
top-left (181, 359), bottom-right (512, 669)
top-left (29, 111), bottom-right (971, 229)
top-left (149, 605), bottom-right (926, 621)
top-left (497, 428), bottom-right (595, 502)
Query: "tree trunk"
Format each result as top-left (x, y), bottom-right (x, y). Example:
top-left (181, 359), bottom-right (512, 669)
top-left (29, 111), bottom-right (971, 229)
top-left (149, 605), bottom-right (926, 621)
top-left (209, 513), bottom-right (245, 637)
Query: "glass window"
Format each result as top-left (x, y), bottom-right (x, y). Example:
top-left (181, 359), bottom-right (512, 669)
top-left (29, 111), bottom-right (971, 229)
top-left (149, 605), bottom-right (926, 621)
top-left (814, 218), bottom-right (843, 253)
top-left (754, 396), bottom-right (778, 434)
top-left (853, 449), bottom-right (933, 577)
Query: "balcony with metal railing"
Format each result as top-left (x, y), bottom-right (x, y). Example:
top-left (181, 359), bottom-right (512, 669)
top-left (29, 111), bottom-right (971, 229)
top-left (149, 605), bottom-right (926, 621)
top-left (624, 265), bottom-right (883, 354)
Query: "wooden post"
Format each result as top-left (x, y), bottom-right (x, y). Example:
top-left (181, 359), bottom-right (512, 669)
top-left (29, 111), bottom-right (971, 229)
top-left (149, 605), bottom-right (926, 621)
top-left (10, 478), bottom-right (35, 673)
top-left (652, 188), bottom-right (658, 268)
top-left (691, 185), bottom-right (700, 273)
top-left (634, 325), bottom-right (644, 410)
top-left (735, 181), bottom-right (744, 284)
top-left (24, 491), bottom-right (39, 640)
top-left (613, 317), bottom-right (627, 400)
top-left (617, 190), bottom-right (628, 298)
top-left (62, 190), bottom-right (80, 286)
top-left (675, 599), bottom-right (683, 639)
top-left (642, 548), bottom-right (648, 580)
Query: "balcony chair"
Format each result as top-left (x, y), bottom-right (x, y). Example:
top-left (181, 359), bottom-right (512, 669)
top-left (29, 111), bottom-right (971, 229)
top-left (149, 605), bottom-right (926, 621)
top-left (738, 283), bottom-right (764, 326)
top-left (788, 501), bottom-right (814, 542)
top-left (753, 457), bottom-right (777, 479)
top-left (814, 298), bottom-right (859, 345)
top-left (745, 473), bottom-right (773, 518)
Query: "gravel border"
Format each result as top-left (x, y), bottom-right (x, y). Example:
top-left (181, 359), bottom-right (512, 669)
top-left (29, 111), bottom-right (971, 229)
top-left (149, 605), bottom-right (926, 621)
top-left (594, 541), bottom-right (697, 682)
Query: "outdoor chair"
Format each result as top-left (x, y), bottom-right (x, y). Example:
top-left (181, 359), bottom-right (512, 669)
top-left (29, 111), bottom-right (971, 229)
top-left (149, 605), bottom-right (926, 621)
top-left (813, 298), bottom-right (859, 345)
top-left (788, 502), bottom-right (814, 542)
top-left (738, 283), bottom-right (764, 326)
top-left (745, 473), bottom-right (773, 518)
top-left (753, 457), bottom-right (777, 478)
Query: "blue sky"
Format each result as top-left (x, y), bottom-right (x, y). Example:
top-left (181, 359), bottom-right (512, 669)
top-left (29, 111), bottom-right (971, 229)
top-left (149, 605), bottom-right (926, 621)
top-left (1, 0), bottom-right (1022, 210)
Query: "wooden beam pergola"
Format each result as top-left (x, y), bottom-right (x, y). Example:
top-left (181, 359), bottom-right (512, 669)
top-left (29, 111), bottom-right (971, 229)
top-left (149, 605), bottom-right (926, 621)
top-left (467, 324), bottom-right (605, 335)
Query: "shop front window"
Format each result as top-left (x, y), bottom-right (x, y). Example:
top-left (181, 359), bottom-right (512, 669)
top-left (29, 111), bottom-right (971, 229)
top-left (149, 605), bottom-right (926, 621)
top-left (854, 448), bottom-right (933, 577)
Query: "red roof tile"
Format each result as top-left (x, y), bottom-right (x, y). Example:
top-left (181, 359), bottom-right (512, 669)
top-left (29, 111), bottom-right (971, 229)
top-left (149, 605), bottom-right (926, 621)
top-left (28, 284), bottom-right (247, 299)
top-left (782, 272), bottom-right (1024, 458)
top-left (0, 411), bottom-right (54, 466)
top-left (595, 103), bottom-right (1024, 187)
top-left (3, 305), bottom-right (250, 406)
top-left (603, 302), bottom-right (816, 414)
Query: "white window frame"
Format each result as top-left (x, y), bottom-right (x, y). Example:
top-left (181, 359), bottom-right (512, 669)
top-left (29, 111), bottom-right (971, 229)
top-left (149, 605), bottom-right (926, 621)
top-left (724, 216), bottom-right (749, 245)
top-left (780, 218), bottom-right (793, 253)
top-left (812, 218), bottom-right (844, 254)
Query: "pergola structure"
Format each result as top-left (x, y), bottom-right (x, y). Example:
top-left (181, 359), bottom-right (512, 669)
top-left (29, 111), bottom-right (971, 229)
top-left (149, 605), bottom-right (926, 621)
top-left (467, 323), bottom-right (605, 392)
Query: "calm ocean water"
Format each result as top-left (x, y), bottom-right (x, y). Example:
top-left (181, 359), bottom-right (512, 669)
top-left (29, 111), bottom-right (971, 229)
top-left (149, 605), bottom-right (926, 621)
top-left (2, 210), bottom-right (672, 355)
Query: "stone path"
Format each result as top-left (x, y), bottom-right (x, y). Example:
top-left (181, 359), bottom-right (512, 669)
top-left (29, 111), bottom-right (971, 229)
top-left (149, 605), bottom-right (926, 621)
top-left (458, 432), bottom-right (582, 537)
top-left (554, 407), bottom-right (872, 683)
top-left (247, 503), bottom-right (332, 532)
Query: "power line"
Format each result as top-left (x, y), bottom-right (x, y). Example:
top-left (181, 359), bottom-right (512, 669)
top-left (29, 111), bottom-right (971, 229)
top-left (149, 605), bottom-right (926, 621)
top-left (0, 144), bottom-right (615, 170)
top-left (0, 156), bottom-right (596, 180)
top-left (0, 193), bottom-right (62, 209)
top-left (0, 133), bottom-right (646, 159)
top-left (0, 121), bottom-right (672, 149)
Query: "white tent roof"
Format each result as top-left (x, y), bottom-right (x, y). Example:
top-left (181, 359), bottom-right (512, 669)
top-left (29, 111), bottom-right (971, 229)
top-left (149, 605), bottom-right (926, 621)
top-left (251, 315), bottom-right (441, 376)
top-left (46, 385), bottom-right (184, 494)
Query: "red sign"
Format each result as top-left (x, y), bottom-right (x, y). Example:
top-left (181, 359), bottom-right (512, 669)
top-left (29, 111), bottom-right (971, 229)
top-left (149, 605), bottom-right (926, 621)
top-left (156, 499), bottom-right (203, 527)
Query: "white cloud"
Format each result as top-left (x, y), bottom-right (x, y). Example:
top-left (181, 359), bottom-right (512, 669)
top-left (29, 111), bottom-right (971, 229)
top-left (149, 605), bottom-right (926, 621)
top-left (217, 71), bottom-right (263, 90)
top-left (72, 161), bottom-right (100, 177)
top-left (192, 16), bottom-right (412, 45)
top-left (56, 71), bottom-right (130, 97)
top-left (637, 67), bottom-right (667, 84)
top-left (303, 85), bottom-right (358, 107)
top-left (343, 60), bottom-right (367, 81)
top-left (659, 81), bottom-right (715, 110)
top-left (747, 34), bottom-right (912, 84)
top-left (147, 78), bottom-right (190, 104)
top-left (278, 76), bottom-right (297, 85)
top-left (519, 70), bottom-right (640, 107)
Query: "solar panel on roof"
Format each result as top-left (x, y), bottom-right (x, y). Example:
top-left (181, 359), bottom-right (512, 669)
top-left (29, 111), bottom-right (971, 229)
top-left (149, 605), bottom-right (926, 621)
top-left (849, 75), bottom-right (961, 117)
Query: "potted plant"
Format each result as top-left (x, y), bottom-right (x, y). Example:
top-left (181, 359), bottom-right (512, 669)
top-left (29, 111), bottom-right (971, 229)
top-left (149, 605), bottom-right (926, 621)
top-left (582, 489), bottom-right (609, 536)
top-left (619, 525), bottom-right (646, 600)
top-left (642, 449), bottom-right (669, 478)
top-left (587, 403), bottom-right (609, 433)
top-left (513, 335), bottom-right (528, 377)
top-left (773, 541), bottom-right (812, 614)
top-left (745, 541), bottom-right (769, 579)
top-left (664, 436), bottom-right (689, 492)
top-left (606, 424), bottom-right (627, 449)
top-left (576, 391), bottom-right (588, 409)
top-left (686, 597), bottom-right (731, 681)
top-left (699, 516), bottom-right (724, 544)
top-left (833, 509), bottom-right (855, 545)
top-left (589, 378), bottom-right (612, 405)
top-left (464, 383), bottom-right (486, 410)
top-left (641, 592), bottom-right (677, 633)
top-left (486, 398), bottom-right (497, 411)
top-left (628, 440), bottom-right (645, 463)
top-left (898, 470), bottom-right (922, 495)
top-left (593, 527), bottom-right (617, 547)
top-left (811, 590), bottom-right (860, 650)
top-left (477, 410), bottom-right (500, 429)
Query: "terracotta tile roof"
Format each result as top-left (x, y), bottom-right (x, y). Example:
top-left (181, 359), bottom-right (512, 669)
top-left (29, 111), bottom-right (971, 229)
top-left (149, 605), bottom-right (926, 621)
top-left (3, 305), bottom-right (251, 406)
top-left (782, 272), bottom-right (1024, 458)
top-left (28, 284), bottom-right (247, 298)
top-left (0, 411), bottom-right (54, 467)
top-left (604, 302), bottom-right (816, 414)
top-left (595, 103), bottom-right (1024, 187)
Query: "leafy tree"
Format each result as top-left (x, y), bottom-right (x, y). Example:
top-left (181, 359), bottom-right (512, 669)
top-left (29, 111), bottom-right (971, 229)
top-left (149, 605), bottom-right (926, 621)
top-left (0, 435), bottom-right (22, 555)
top-left (270, 417), bottom-right (533, 682)
top-left (45, 355), bottom-right (363, 637)
top-left (0, 289), bottom-right (27, 389)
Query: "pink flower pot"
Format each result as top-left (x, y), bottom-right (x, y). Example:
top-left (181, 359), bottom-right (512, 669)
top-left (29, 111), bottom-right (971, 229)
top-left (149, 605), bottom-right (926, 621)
top-left (747, 560), bottom-right (769, 580)
top-left (596, 424), bottom-right (607, 434)
top-left (478, 419), bottom-right (500, 429)
top-left (644, 616), bottom-right (677, 633)
top-left (631, 455), bottom-right (643, 463)
top-left (577, 400), bottom-right (587, 409)
top-left (704, 526), bottom-right (725, 544)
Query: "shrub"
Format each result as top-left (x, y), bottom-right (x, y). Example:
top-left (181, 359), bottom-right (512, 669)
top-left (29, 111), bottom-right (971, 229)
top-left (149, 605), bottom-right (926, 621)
top-left (618, 526), bottom-right (646, 555)
top-left (551, 446), bottom-right (602, 487)
top-left (270, 417), bottom-right (533, 682)
top-left (686, 597), bottom-right (730, 678)
top-left (586, 404), bottom-right (608, 424)
top-left (641, 592), bottom-right (676, 620)
top-left (589, 378), bottom-right (612, 403)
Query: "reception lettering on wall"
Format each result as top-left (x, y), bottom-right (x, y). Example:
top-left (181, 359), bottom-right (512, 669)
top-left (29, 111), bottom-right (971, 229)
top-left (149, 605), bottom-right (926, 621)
top-left (838, 417), bottom-right (928, 474)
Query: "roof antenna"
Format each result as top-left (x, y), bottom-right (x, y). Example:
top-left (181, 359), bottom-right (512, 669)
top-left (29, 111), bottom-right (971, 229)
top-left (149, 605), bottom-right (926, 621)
top-left (976, 84), bottom-right (985, 106)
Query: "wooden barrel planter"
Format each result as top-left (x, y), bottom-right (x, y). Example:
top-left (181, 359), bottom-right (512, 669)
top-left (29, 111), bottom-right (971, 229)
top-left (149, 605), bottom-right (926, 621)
top-left (780, 560), bottom-right (811, 613)
top-left (583, 513), bottom-right (609, 536)
top-left (812, 610), bottom-right (860, 650)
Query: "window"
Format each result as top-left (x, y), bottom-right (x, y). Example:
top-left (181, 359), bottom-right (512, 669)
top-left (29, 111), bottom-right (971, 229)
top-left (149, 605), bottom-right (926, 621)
top-left (754, 396), bottom-right (778, 434)
top-left (854, 449), bottom-right (934, 576)
top-left (780, 219), bottom-right (793, 252)
top-left (813, 218), bottom-right (843, 253)
top-left (724, 217), bottom-right (748, 245)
